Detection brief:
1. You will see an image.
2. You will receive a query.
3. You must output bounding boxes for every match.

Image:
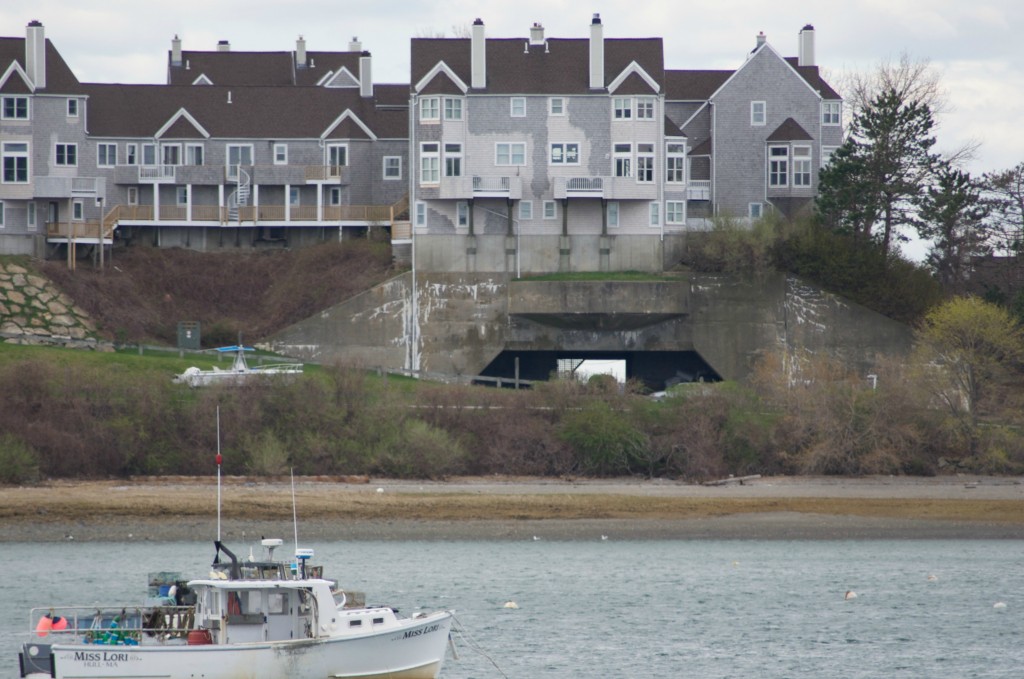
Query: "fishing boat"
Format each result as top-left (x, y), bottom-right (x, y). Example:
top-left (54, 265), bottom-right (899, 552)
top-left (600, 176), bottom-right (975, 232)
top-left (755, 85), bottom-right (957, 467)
top-left (20, 539), bottom-right (454, 678)
top-left (173, 345), bottom-right (303, 387)
top-left (19, 421), bottom-right (454, 679)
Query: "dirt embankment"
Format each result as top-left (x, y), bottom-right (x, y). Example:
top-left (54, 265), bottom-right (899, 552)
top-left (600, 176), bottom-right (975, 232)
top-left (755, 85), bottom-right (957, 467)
top-left (3, 475), bottom-right (1022, 542)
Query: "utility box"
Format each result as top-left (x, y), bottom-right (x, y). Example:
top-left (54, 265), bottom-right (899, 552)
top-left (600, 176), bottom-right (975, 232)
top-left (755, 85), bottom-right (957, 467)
top-left (177, 321), bottom-right (201, 350)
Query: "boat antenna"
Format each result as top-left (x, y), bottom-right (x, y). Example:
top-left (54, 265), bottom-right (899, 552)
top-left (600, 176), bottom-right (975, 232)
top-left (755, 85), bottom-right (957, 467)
top-left (291, 467), bottom-right (299, 557)
top-left (216, 406), bottom-right (223, 543)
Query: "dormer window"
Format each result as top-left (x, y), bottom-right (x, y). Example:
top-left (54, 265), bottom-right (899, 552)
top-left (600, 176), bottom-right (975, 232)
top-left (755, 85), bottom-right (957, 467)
top-left (67, 99), bottom-right (79, 117)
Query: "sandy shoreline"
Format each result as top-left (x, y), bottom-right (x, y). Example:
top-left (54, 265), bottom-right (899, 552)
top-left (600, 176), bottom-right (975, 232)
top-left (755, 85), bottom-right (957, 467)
top-left (2, 475), bottom-right (1022, 542)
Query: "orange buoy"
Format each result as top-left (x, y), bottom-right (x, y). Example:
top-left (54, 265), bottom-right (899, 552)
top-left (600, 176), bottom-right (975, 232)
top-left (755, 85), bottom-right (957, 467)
top-left (187, 629), bottom-right (213, 645)
top-left (35, 615), bottom-right (53, 637)
top-left (51, 616), bottom-right (68, 632)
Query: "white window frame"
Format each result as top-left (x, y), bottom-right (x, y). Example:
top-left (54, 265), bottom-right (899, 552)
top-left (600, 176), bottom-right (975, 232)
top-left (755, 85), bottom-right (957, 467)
top-left (2, 142), bottom-right (30, 183)
top-left (1, 96), bottom-right (28, 120)
top-left (519, 200), bottom-right (533, 221)
top-left (636, 97), bottom-right (655, 120)
top-left (419, 97), bottom-right (439, 122)
top-left (666, 143), bottom-right (686, 183)
top-left (26, 202), bottom-right (36, 230)
top-left (326, 143), bottom-right (348, 169)
top-left (72, 199), bottom-right (84, 221)
top-left (769, 145), bottom-right (789, 187)
top-left (543, 200), bottom-right (557, 220)
top-left (55, 143), bottom-right (77, 167)
top-left (176, 186), bottom-right (189, 206)
top-left (127, 187), bottom-right (138, 205)
top-left (226, 144), bottom-right (253, 179)
top-left (549, 142), bottom-right (580, 165)
top-left (329, 187), bottom-right (342, 205)
top-left (420, 142), bottom-right (440, 184)
top-left (822, 101), bottom-right (841, 126)
top-left (613, 97), bottom-right (632, 120)
top-left (383, 156), bottom-right (402, 180)
top-left (665, 201), bottom-right (684, 225)
top-left (444, 97), bottom-right (463, 121)
top-left (161, 143), bottom-right (181, 166)
top-left (457, 201), bottom-right (469, 227)
top-left (510, 97), bottom-right (526, 118)
top-left (549, 97), bottom-right (565, 116)
top-left (186, 143), bottom-right (204, 166)
top-left (415, 201), bottom-right (426, 227)
top-left (613, 143), bottom-right (632, 178)
top-left (444, 143), bottom-right (463, 178)
top-left (792, 145), bottom-right (812, 187)
top-left (749, 202), bottom-right (763, 220)
top-left (751, 101), bottom-right (766, 126)
top-left (649, 202), bottom-right (660, 227)
top-left (273, 143), bottom-right (288, 165)
top-left (141, 143), bottom-right (157, 166)
top-left (495, 142), bottom-right (526, 167)
top-left (67, 98), bottom-right (79, 117)
top-left (125, 143), bottom-right (138, 166)
top-left (636, 143), bottom-right (655, 183)
top-left (821, 145), bottom-right (838, 168)
top-left (606, 201), bottom-right (620, 228)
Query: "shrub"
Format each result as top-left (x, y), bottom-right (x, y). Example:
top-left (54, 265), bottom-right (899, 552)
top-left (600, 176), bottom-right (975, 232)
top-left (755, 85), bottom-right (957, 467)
top-left (559, 400), bottom-right (648, 476)
top-left (0, 434), bottom-right (40, 484)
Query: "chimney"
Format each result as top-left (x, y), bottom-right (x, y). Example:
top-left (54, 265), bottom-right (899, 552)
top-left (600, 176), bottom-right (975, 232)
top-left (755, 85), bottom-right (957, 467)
top-left (348, 36), bottom-right (362, 52)
top-left (589, 13), bottom-right (604, 90)
top-left (296, 35), bottom-right (306, 68)
top-left (755, 32), bottom-right (766, 50)
top-left (360, 51), bottom-right (372, 97)
top-left (529, 22), bottom-right (544, 46)
top-left (798, 24), bottom-right (815, 66)
top-left (217, 40), bottom-right (230, 52)
top-left (471, 18), bottom-right (486, 89)
top-left (25, 20), bottom-right (46, 90)
top-left (171, 35), bottom-right (182, 66)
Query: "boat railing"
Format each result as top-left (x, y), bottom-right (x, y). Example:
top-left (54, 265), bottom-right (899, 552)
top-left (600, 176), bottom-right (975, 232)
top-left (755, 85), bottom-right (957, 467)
top-left (30, 605), bottom-right (197, 645)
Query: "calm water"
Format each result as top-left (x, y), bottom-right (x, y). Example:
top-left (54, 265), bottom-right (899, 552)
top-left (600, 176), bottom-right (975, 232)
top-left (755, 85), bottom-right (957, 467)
top-left (3, 539), bottom-right (1022, 678)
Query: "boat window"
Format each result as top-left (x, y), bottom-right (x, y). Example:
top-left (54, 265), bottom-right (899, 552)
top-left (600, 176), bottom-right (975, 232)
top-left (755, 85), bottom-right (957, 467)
top-left (349, 619), bottom-right (363, 627)
top-left (373, 617), bottom-right (384, 625)
top-left (268, 592), bottom-right (288, 615)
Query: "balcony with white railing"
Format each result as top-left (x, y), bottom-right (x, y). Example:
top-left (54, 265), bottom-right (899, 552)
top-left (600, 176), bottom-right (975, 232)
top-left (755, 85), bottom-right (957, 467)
top-left (472, 176), bottom-right (522, 199)
top-left (553, 176), bottom-right (658, 201)
top-left (138, 165), bottom-right (177, 182)
top-left (32, 176), bottom-right (105, 198)
top-left (688, 180), bottom-right (711, 201)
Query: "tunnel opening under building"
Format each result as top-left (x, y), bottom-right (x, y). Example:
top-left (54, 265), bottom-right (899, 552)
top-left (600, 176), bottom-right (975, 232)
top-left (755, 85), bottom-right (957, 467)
top-left (477, 350), bottom-right (721, 390)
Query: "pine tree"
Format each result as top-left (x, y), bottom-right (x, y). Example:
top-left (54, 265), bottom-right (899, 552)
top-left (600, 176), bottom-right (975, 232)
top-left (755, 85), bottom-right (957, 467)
top-left (916, 163), bottom-right (989, 294)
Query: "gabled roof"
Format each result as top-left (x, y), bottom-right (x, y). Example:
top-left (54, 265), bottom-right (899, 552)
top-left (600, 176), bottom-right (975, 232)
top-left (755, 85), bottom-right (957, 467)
top-left (414, 61), bottom-right (468, 95)
top-left (0, 36), bottom-right (83, 93)
top-left (155, 108), bottom-right (211, 139)
top-left (82, 83), bottom-right (408, 139)
top-left (690, 139), bottom-right (712, 156)
top-left (167, 49), bottom-right (365, 88)
top-left (607, 62), bottom-right (660, 95)
top-left (766, 117), bottom-right (813, 141)
top-left (321, 67), bottom-right (359, 89)
top-left (664, 116), bottom-right (685, 137)
top-left (411, 36), bottom-right (663, 94)
top-left (0, 60), bottom-right (33, 93)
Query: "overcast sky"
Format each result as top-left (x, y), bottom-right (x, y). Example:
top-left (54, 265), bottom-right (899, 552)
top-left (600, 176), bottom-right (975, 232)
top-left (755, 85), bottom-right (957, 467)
top-left (3, 0), bottom-right (1020, 178)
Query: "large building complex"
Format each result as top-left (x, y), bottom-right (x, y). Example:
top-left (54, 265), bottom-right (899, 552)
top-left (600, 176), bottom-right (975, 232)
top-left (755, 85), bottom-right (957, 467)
top-left (0, 15), bottom-right (841, 273)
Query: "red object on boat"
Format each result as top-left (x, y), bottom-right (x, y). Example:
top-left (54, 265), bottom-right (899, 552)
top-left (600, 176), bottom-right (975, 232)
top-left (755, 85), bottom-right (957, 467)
top-left (187, 629), bottom-right (213, 645)
top-left (51, 616), bottom-right (68, 631)
top-left (35, 616), bottom-right (53, 637)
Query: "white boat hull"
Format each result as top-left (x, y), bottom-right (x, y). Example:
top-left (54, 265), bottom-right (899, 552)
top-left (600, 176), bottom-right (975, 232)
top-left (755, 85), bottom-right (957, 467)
top-left (44, 612), bottom-right (452, 679)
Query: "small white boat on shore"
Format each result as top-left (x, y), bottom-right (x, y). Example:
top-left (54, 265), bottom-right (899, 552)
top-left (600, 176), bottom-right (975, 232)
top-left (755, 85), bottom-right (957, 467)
top-left (20, 539), bottom-right (453, 679)
top-left (173, 345), bottom-right (303, 387)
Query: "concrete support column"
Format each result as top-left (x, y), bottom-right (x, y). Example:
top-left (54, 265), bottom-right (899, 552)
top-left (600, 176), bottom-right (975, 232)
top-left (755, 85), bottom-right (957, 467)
top-left (466, 234), bottom-right (477, 273)
top-left (561, 199), bottom-right (568, 237)
top-left (468, 199), bottom-right (475, 236)
top-left (506, 198), bottom-right (514, 236)
top-left (506, 235), bottom-right (517, 276)
top-left (600, 198), bottom-right (607, 236)
top-left (559, 235), bottom-right (571, 273)
top-left (600, 235), bottom-right (612, 272)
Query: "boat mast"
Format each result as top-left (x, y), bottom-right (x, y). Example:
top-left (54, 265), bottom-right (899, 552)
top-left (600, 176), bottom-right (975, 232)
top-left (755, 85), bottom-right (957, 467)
top-left (216, 406), bottom-right (223, 543)
top-left (291, 467), bottom-right (299, 562)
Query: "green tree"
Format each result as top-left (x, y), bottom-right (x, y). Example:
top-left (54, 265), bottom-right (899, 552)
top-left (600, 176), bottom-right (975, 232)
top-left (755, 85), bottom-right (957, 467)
top-left (914, 297), bottom-right (1024, 455)
top-left (916, 163), bottom-right (989, 294)
top-left (981, 162), bottom-right (1024, 255)
top-left (817, 87), bottom-right (940, 254)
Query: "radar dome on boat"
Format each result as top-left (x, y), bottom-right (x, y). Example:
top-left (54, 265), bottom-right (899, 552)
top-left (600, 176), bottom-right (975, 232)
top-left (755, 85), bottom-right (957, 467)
top-left (261, 539), bottom-right (284, 548)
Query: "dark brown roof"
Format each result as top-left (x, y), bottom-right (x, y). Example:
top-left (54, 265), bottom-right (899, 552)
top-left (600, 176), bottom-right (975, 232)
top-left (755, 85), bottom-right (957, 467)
top-left (766, 117), bottom-right (813, 141)
top-left (613, 71), bottom-right (658, 95)
top-left (167, 49), bottom-right (364, 87)
top-left (664, 70), bottom-right (730, 101)
top-left (664, 116), bottom-right (684, 137)
top-left (690, 139), bottom-right (712, 156)
top-left (82, 83), bottom-right (408, 139)
top-left (411, 36), bottom-right (663, 94)
top-left (0, 36), bottom-right (83, 93)
top-left (784, 58), bottom-right (841, 99)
